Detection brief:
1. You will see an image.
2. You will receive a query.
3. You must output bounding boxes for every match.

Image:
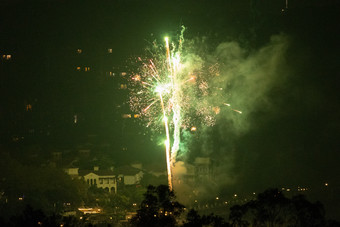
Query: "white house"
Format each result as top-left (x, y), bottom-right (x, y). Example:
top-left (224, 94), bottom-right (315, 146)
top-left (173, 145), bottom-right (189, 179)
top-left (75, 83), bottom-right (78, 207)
top-left (79, 168), bottom-right (118, 193)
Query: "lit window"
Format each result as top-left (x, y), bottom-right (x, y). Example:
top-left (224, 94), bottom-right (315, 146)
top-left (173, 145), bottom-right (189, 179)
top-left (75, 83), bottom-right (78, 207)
top-left (109, 72), bottom-right (115, 77)
top-left (121, 72), bottom-right (127, 76)
top-left (76, 66), bottom-right (81, 71)
top-left (6, 55), bottom-right (11, 60)
top-left (108, 48), bottom-right (112, 53)
top-left (26, 104), bottom-right (32, 111)
top-left (84, 67), bottom-right (90, 72)
top-left (134, 114), bottom-right (140, 118)
top-left (120, 84), bottom-right (127, 89)
top-left (77, 49), bottom-right (82, 54)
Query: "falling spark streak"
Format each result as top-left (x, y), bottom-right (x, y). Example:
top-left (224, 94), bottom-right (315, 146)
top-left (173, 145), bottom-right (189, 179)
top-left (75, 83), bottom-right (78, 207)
top-left (223, 103), bottom-right (242, 114)
top-left (142, 81), bottom-right (152, 86)
top-left (159, 93), bottom-right (172, 191)
top-left (232, 109), bottom-right (242, 114)
top-left (143, 99), bottom-right (158, 112)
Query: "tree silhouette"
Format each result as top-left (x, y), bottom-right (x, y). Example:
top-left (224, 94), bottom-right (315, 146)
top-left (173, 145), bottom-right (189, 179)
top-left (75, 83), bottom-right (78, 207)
top-left (291, 194), bottom-right (326, 227)
top-left (229, 205), bottom-right (249, 227)
top-left (184, 209), bottom-right (230, 227)
top-left (130, 185), bottom-right (185, 227)
top-left (228, 188), bottom-right (336, 227)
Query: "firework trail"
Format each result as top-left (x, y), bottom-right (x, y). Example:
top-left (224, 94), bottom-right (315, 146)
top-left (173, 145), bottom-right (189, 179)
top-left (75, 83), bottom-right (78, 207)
top-left (129, 26), bottom-right (241, 190)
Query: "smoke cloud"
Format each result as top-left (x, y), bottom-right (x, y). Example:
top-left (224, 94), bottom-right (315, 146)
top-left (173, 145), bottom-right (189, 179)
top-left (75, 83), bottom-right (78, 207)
top-left (174, 33), bottom-right (290, 205)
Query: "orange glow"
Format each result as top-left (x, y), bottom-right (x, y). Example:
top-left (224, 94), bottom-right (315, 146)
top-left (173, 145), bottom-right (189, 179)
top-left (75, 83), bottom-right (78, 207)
top-left (122, 114), bottom-right (131, 118)
top-left (132, 74), bottom-right (141, 81)
top-left (78, 208), bottom-right (101, 214)
top-left (212, 106), bottom-right (220, 114)
top-left (186, 75), bottom-right (196, 83)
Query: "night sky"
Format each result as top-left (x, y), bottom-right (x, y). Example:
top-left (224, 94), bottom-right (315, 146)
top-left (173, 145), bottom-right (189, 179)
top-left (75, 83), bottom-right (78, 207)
top-left (1, 0), bottom-right (340, 218)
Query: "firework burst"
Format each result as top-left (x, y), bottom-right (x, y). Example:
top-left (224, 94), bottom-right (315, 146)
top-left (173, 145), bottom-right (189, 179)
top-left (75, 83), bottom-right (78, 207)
top-left (129, 27), bottom-right (241, 190)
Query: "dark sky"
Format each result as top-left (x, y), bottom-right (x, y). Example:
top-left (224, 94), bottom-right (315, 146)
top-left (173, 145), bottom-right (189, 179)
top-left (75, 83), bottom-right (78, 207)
top-left (1, 0), bottom-right (340, 213)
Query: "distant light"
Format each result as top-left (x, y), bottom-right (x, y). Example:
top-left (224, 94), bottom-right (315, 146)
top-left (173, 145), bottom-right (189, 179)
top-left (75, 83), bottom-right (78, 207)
top-left (325, 183), bottom-right (328, 187)
top-left (216, 197), bottom-right (219, 200)
top-left (234, 194), bottom-right (237, 197)
top-left (190, 126), bottom-right (197, 132)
